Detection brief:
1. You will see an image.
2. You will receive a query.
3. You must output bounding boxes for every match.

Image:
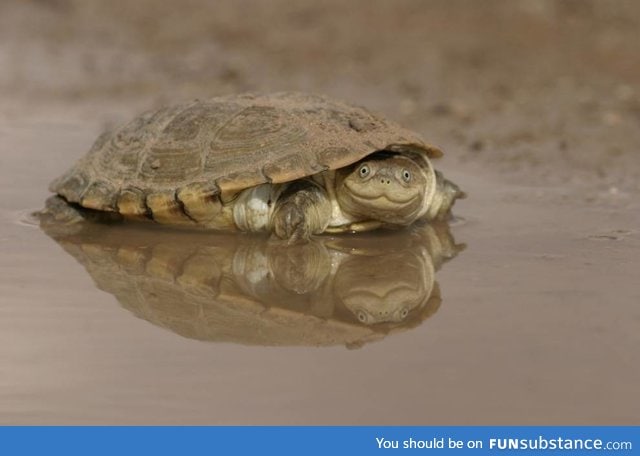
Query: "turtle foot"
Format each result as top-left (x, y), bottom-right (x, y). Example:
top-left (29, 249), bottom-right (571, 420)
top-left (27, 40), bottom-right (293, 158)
top-left (271, 180), bottom-right (331, 244)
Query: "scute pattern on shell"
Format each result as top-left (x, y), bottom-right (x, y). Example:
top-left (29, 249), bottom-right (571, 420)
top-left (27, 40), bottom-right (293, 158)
top-left (50, 92), bottom-right (441, 215)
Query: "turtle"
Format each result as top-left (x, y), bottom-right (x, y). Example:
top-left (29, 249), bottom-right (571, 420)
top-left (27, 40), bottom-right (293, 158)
top-left (49, 92), bottom-right (465, 242)
top-left (39, 207), bottom-right (464, 348)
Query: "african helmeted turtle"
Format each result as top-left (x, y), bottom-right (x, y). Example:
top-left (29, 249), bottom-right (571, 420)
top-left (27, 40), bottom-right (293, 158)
top-left (49, 92), bottom-right (464, 242)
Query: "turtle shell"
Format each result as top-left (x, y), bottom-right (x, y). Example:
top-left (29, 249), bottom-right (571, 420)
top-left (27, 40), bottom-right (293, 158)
top-left (50, 92), bottom-right (442, 223)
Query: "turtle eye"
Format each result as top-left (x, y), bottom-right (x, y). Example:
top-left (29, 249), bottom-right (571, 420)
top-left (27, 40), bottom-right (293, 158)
top-left (402, 169), bottom-right (411, 182)
top-left (358, 164), bottom-right (370, 178)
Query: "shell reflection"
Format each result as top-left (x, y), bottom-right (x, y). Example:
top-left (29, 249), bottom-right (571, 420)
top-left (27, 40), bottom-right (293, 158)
top-left (40, 220), bottom-right (463, 348)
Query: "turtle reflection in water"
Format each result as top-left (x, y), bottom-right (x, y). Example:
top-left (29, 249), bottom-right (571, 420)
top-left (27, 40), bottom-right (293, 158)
top-left (40, 212), bottom-right (463, 348)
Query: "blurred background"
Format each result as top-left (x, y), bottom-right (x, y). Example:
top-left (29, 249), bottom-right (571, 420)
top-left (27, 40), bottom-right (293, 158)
top-left (2, 0), bottom-right (639, 193)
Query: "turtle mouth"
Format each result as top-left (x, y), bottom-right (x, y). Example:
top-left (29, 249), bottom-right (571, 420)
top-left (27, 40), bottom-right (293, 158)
top-left (349, 194), bottom-right (420, 213)
top-left (344, 181), bottom-right (419, 206)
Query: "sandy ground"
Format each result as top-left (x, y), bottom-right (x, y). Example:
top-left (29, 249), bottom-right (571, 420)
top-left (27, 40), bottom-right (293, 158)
top-left (0, 0), bottom-right (638, 424)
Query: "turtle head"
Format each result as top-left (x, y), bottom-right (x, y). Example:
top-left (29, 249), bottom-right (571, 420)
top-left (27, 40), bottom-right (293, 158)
top-left (336, 153), bottom-right (432, 225)
top-left (334, 250), bottom-right (434, 325)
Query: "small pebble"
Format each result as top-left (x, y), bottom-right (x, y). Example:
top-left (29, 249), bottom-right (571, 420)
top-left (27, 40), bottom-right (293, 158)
top-left (469, 140), bottom-right (484, 152)
top-left (602, 111), bottom-right (621, 126)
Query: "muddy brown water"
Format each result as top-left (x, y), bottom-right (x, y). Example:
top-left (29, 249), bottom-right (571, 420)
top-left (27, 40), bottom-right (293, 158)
top-left (0, 121), bottom-right (638, 425)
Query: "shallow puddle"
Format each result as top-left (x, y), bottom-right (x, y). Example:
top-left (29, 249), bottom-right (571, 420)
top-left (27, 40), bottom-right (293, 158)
top-left (1, 123), bottom-right (639, 424)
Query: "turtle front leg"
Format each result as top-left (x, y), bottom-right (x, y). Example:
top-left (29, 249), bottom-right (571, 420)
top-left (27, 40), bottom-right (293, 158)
top-left (271, 180), bottom-right (332, 243)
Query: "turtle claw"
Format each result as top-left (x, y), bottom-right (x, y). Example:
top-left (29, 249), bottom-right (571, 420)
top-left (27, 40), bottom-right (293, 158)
top-left (270, 180), bottom-right (332, 242)
top-left (287, 227), bottom-right (312, 245)
top-left (273, 201), bottom-right (312, 244)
